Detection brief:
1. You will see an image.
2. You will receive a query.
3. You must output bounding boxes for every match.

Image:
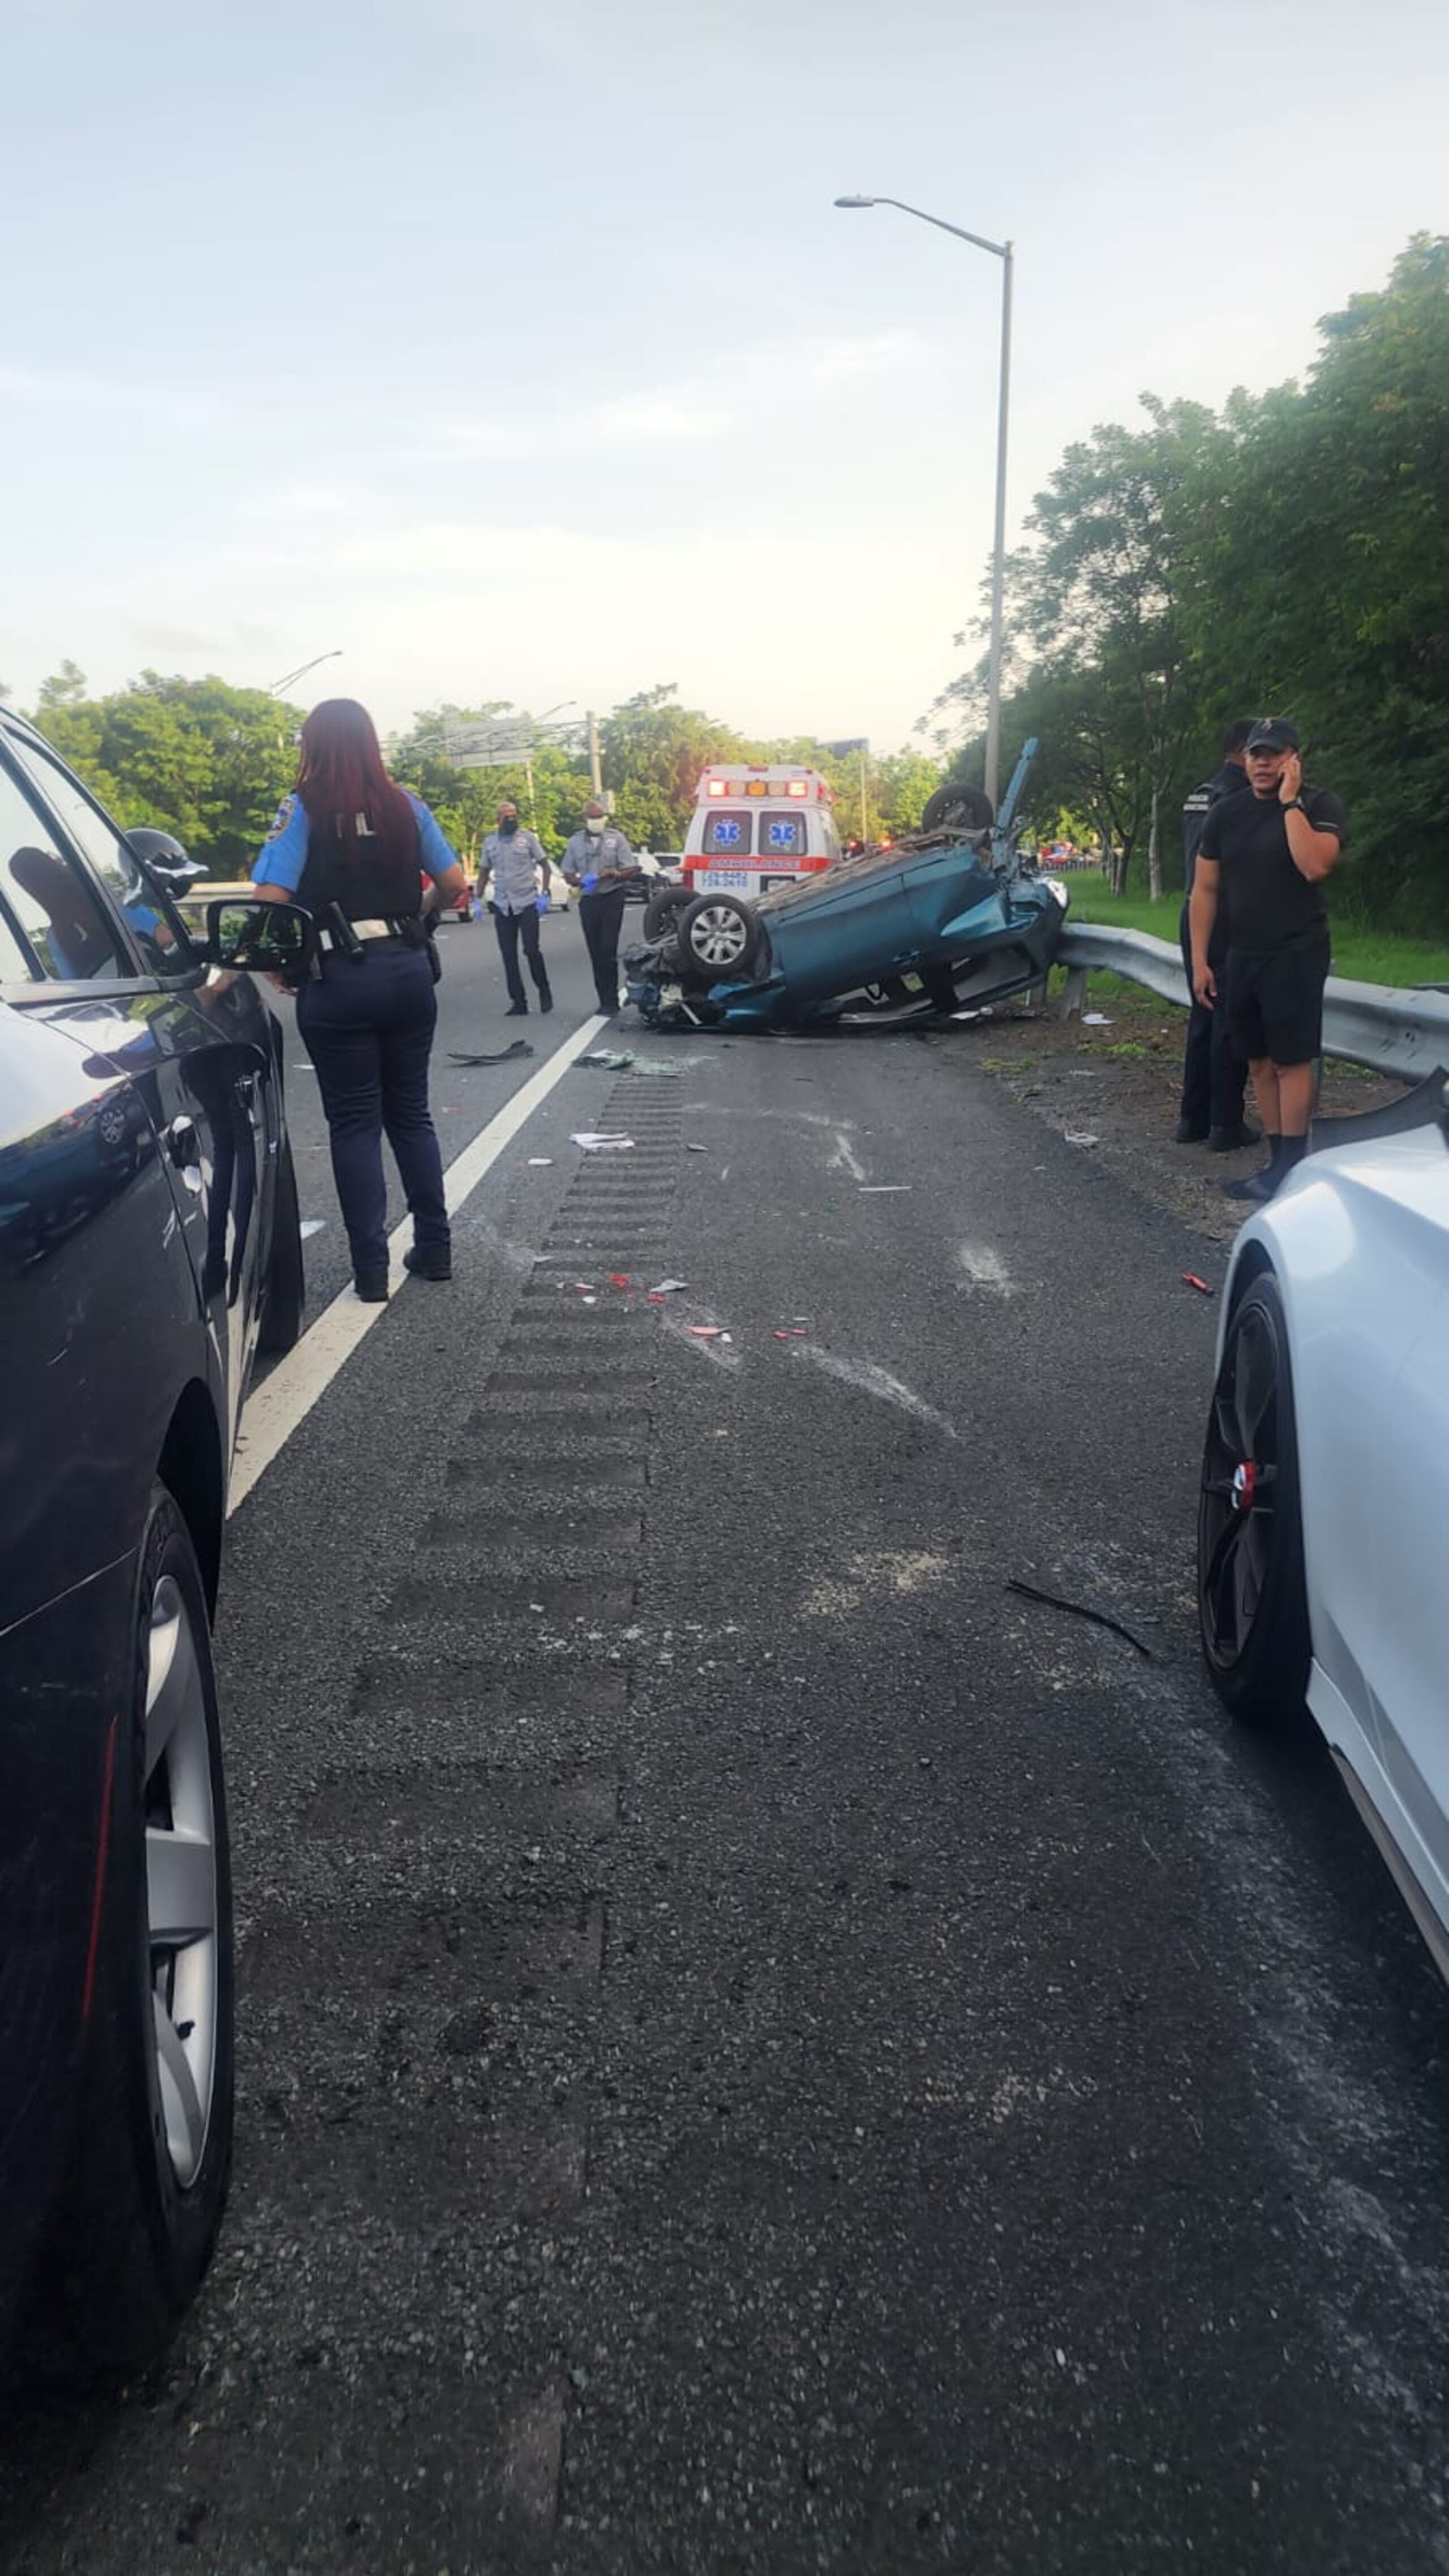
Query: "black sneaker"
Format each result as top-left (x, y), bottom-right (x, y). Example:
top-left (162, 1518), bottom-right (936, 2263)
top-left (505, 1001), bottom-right (529, 1017)
top-left (1174, 1117), bottom-right (1209, 1144)
top-left (1207, 1121), bottom-right (1260, 1152)
top-left (404, 1245), bottom-right (453, 1281)
top-left (538, 989), bottom-right (554, 1013)
top-left (354, 1267), bottom-right (389, 1302)
top-left (1222, 1169), bottom-right (1276, 1202)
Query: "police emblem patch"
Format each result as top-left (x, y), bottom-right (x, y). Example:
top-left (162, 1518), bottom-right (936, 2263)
top-left (266, 795), bottom-right (295, 838)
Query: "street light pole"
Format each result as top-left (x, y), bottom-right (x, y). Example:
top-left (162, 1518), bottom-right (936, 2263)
top-left (834, 195), bottom-right (1014, 810)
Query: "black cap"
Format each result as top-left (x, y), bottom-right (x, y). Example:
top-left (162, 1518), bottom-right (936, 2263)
top-left (1246, 717), bottom-right (1301, 753)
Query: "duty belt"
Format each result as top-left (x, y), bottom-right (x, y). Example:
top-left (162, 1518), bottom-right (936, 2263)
top-left (316, 915), bottom-right (406, 953)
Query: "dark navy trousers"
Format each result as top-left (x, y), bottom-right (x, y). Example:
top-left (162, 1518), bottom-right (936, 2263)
top-left (297, 944), bottom-right (449, 1274)
top-left (1178, 901), bottom-right (1247, 1135)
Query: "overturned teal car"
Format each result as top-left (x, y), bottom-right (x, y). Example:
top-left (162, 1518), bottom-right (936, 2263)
top-left (623, 741), bottom-right (1068, 1032)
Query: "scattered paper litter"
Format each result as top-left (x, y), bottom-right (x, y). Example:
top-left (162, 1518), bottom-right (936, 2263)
top-left (859, 1185), bottom-right (911, 1194)
top-left (570, 1132), bottom-right (635, 1152)
top-left (527, 1156), bottom-right (552, 1167)
top-left (1082, 1011), bottom-right (1113, 1026)
top-left (1064, 1129), bottom-right (1100, 1148)
top-left (299, 1219), bottom-right (327, 1239)
top-left (685, 1142), bottom-right (708, 1154)
top-left (648, 1278), bottom-right (689, 1295)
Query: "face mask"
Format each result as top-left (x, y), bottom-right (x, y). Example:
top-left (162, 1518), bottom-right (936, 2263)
top-left (499, 817), bottom-right (518, 838)
top-left (585, 815), bottom-right (605, 835)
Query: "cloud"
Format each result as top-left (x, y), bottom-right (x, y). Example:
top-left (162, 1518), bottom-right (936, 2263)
top-left (591, 395), bottom-right (719, 443)
top-left (0, 363), bottom-right (220, 431)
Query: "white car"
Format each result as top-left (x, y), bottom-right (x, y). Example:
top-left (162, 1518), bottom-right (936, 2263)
top-left (1198, 1094), bottom-right (1449, 1970)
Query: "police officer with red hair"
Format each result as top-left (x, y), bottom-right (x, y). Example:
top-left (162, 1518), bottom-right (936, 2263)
top-left (253, 698), bottom-right (466, 1300)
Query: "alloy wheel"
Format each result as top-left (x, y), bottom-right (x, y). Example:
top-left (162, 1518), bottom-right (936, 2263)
top-left (1198, 1297), bottom-right (1282, 1671)
top-left (144, 1573), bottom-right (220, 2188)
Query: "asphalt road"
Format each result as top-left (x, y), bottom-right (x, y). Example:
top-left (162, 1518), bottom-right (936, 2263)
top-left (6, 954), bottom-right (1449, 2573)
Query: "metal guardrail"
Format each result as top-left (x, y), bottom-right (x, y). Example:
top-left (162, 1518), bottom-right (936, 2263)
top-left (1056, 923), bottom-right (1449, 1084)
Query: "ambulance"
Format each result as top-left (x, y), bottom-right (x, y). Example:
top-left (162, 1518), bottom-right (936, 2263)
top-left (681, 764), bottom-right (842, 901)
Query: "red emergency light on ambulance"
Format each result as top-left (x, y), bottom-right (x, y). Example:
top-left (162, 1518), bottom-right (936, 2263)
top-left (681, 764), bottom-right (842, 900)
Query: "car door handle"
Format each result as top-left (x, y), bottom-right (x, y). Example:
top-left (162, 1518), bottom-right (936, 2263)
top-left (166, 1115), bottom-right (202, 1170)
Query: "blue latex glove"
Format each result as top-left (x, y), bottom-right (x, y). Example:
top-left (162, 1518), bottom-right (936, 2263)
top-left (535, 894), bottom-right (548, 915)
top-left (582, 871), bottom-right (599, 892)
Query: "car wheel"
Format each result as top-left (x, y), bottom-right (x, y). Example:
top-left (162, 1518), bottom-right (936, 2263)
top-left (1197, 1273), bottom-right (1311, 1726)
top-left (642, 888), bottom-right (695, 944)
top-left (679, 893), bottom-right (760, 978)
top-left (28, 1488), bottom-right (234, 2377)
top-left (921, 781), bottom-right (995, 835)
top-left (258, 1133), bottom-right (305, 1355)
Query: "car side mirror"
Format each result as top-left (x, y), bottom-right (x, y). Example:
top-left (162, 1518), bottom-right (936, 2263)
top-left (205, 897), bottom-right (313, 976)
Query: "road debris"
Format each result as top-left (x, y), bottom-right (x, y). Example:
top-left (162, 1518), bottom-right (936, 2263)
top-left (1082, 1012), bottom-right (1114, 1027)
top-left (1182, 1272), bottom-right (1215, 1296)
top-left (648, 1279), bottom-right (689, 1295)
top-left (578, 1049), bottom-right (686, 1077)
top-left (859, 1185), bottom-right (911, 1194)
top-left (1005, 1576), bottom-right (1154, 1658)
top-left (570, 1132), bottom-right (636, 1152)
top-left (685, 1142), bottom-right (709, 1153)
top-left (1064, 1129), bottom-right (1100, 1148)
top-left (687, 1325), bottom-right (726, 1340)
top-left (527, 1156), bottom-right (553, 1167)
top-left (448, 1039), bottom-right (534, 1065)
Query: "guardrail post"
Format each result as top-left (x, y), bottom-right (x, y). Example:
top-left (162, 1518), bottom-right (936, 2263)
top-left (1058, 965), bottom-right (1087, 1021)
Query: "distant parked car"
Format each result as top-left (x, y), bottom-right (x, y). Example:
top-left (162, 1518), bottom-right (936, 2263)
top-left (0, 700), bottom-right (311, 2375)
top-left (1198, 1088), bottom-right (1449, 1975)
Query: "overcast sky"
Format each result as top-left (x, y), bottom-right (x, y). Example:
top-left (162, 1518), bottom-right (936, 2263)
top-left (3, 0), bottom-right (1444, 753)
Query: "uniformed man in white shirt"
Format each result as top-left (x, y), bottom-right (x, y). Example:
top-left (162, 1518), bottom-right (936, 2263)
top-left (561, 799), bottom-right (640, 1014)
top-left (479, 800), bottom-right (552, 1016)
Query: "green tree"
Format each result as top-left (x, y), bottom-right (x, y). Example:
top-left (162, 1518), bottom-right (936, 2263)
top-left (33, 672), bottom-right (302, 871)
top-left (597, 686), bottom-right (754, 847)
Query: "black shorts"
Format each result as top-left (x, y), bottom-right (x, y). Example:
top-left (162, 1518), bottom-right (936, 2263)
top-left (1226, 930), bottom-right (1330, 1067)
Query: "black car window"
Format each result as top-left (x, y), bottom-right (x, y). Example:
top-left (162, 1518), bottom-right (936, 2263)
top-left (7, 736), bottom-right (191, 978)
top-left (0, 758), bottom-right (127, 981)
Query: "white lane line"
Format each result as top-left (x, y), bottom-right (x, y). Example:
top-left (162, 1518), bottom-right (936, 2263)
top-left (229, 1011), bottom-right (607, 1512)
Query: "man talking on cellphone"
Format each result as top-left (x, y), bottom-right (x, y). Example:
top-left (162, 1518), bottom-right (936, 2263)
top-left (1189, 717), bottom-right (1345, 1203)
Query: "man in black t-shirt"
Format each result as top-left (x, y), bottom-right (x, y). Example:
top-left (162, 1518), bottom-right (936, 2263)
top-left (1190, 717), bottom-right (1345, 1202)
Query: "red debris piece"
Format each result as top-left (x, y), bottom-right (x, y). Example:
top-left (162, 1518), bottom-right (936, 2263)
top-left (1182, 1273), bottom-right (1214, 1296)
top-left (608, 1274), bottom-right (631, 1288)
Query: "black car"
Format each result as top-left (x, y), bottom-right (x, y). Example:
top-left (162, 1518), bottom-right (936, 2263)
top-left (0, 705), bottom-right (311, 2376)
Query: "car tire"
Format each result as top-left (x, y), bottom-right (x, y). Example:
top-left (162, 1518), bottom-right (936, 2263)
top-left (25, 1487), bottom-right (234, 2379)
top-left (678, 892), bottom-right (761, 979)
top-left (642, 888), bottom-right (695, 944)
top-left (1197, 1273), bottom-right (1311, 1727)
top-left (921, 781), bottom-right (995, 835)
top-left (258, 1133), bottom-right (305, 1355)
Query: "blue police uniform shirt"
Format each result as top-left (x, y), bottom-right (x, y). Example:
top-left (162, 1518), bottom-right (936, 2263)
top-left (252, 791), bottom-right (459, 894)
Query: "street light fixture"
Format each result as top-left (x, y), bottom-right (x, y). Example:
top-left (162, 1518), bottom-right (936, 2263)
top-left (834, 194), bottom-right (1014, 809)
top-left (268, 649), bottom-right (342, 698)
